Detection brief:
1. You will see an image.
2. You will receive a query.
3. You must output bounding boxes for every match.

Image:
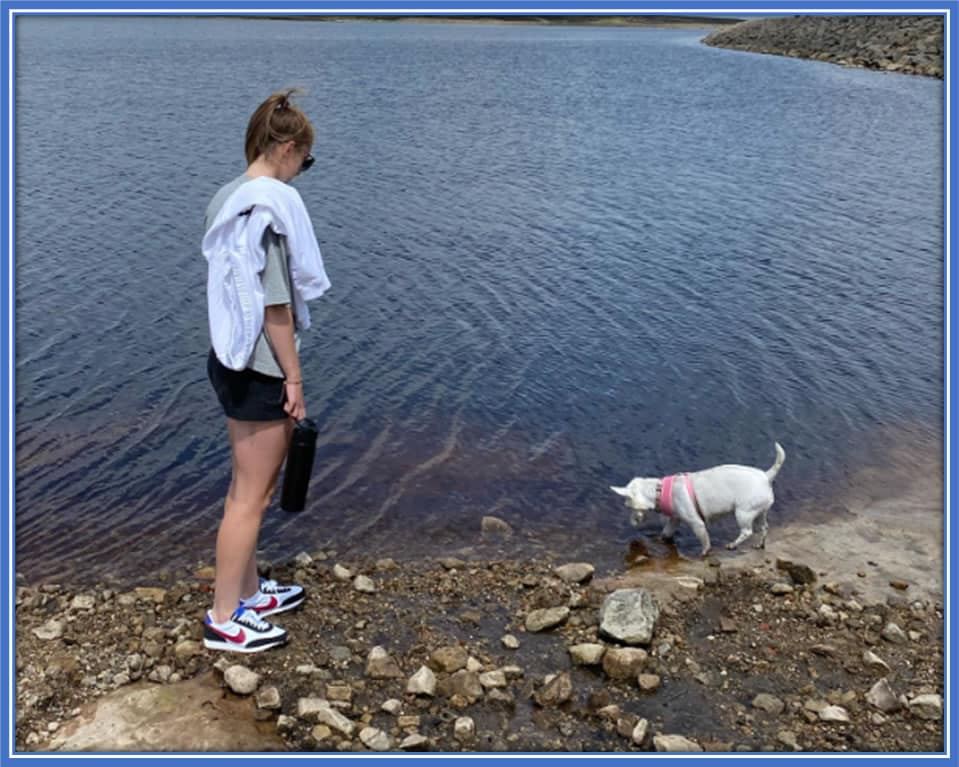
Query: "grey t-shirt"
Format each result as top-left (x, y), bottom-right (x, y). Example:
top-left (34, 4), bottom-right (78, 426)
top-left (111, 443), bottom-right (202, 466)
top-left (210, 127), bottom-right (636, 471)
top-left (204, 174), bottom-right (301, 378)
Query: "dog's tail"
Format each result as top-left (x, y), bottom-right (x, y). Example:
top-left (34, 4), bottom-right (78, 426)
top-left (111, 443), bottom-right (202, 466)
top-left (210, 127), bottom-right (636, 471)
top-left (765, 442), bottom-right (786, 482)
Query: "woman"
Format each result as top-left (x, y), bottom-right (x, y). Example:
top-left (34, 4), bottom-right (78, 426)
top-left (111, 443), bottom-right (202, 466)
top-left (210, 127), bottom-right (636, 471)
top-left (202, 89), bottom-right (329, 652)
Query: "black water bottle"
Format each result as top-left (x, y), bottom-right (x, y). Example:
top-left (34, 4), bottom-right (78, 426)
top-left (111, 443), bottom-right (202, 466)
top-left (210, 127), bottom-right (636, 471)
top-left (281, 418), bottom-right (318, 512)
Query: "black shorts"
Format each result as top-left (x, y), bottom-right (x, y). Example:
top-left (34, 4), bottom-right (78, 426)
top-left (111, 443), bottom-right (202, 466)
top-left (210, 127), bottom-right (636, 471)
top-left (207, 349), bottom-right (288, 422)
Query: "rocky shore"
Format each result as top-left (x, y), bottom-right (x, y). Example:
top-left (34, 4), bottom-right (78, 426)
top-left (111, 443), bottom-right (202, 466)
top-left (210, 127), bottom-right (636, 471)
top-left (16, 527), bottom-right (943, 753)
top-left (703, 15), bottom-right (944, 78)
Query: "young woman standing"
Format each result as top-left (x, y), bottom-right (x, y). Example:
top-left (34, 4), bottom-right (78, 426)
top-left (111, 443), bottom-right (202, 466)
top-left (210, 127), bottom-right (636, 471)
top-left (202, 89), bottom-right (326, 652)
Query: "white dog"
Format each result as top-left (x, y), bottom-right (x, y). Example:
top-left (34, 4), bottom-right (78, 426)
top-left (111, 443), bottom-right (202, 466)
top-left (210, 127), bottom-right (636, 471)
top-left (610, 443), bottom-right (786, 557)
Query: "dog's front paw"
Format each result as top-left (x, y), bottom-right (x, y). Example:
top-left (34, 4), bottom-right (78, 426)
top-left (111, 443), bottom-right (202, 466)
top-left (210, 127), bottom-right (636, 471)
top-left (726, 542), bottom-right (738, 551)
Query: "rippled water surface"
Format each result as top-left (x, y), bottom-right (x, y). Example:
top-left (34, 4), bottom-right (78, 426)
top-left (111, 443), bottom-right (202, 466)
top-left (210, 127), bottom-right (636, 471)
top-left (15, 17), bottom-right (943, 584)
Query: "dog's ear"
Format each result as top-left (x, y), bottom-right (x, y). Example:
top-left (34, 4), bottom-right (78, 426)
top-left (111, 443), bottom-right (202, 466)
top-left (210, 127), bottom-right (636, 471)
top-left (610, 485), bottom-right (630, 497)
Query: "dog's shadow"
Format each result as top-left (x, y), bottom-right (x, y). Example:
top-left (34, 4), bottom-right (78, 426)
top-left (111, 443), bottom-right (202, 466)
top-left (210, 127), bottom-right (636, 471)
top-left (625, 535), bottom-right (695, 571)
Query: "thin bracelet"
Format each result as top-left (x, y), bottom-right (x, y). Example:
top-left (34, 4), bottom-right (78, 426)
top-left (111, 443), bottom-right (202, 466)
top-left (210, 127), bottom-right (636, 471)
top-left (285, 379), bottom-right (302, 386)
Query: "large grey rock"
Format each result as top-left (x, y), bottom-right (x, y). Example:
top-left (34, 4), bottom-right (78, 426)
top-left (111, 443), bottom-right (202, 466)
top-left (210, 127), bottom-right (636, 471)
top-left (866, 679), bottom-right (900, 713)
top-left (525, 607), bottom-right (570, 632)
top-left (599, 589), bottom-right (659, 645)
top-left (46, 673), bottom-right (286, 752)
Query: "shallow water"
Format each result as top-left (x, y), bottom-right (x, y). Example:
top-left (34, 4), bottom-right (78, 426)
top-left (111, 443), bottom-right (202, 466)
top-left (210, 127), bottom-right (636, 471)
top-left (14, 17), bottom-right (943, 585)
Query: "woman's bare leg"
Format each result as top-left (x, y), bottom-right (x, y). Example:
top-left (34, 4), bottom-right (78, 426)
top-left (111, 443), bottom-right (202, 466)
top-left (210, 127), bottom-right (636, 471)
top-left (212, 418), bottom-right (289, 623)
top-left (238, 419), bottom-right (294, 602)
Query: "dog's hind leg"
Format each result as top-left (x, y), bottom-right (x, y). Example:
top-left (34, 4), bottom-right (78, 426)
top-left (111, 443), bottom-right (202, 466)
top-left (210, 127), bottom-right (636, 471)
top-left (728, 506), bottom-right (760, 550)
top-left (753, 509), bottom-right (769, 549)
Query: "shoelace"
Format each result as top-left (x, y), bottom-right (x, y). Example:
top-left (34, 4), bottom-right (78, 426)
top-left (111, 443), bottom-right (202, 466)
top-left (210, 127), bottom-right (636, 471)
top-left (233, 608), bottom-right (271, 632)
top-left (260, 578), bottom-right (281, 592)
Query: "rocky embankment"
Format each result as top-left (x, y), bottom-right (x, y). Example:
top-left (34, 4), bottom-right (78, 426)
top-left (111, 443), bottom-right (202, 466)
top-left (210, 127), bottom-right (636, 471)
top-left (16, 537), bottom-right (943, 753)
top-left (703, 15), bottom-right (943, 78)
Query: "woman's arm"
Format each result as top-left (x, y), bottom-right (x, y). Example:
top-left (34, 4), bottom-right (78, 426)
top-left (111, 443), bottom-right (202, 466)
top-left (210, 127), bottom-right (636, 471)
top-left (263, 304), bottom-right (305, 420)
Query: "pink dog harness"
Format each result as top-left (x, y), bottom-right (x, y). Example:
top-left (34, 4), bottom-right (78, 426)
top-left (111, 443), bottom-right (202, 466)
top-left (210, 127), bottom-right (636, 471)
top-left (657, 473), bottom-right (705, 522)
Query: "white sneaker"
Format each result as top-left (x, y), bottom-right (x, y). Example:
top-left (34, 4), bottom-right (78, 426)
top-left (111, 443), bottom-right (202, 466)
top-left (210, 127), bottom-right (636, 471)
top-left (203, 606), bottom-right (288, 653)
top-left (242, 577), bottom-right (306, 618)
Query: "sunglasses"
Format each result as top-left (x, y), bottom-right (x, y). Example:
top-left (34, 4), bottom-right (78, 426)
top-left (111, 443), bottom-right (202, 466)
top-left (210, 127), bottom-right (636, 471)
top-left (300, 153), bottom-right (315, 173)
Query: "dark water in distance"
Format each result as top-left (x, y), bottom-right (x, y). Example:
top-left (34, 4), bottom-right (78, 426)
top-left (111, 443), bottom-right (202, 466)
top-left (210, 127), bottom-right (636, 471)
top-left (14, 17), bottom-right (943, 585)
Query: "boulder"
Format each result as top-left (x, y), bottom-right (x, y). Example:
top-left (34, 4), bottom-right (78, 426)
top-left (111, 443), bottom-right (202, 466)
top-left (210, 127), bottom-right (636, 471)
top-left (599, 589), bottom-right (659, 645)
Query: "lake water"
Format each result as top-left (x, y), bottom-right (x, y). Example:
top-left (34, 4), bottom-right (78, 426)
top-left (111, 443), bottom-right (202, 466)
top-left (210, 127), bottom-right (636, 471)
top-left (14, 16), bottom-right (944, 585)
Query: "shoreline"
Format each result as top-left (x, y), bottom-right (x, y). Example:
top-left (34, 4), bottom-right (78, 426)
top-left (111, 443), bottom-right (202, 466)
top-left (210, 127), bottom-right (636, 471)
top-left (16, 480), bottom-right (944, 753)
top-left (704, 15), bottom-right (943, 79)
top-left (220, 15), bottom-right (743, 29)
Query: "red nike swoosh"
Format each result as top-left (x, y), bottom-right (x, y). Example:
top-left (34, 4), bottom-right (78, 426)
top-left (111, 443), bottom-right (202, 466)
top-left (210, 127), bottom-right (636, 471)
top-left (252, 596), bottom-right (279, 612)
top-left (211, 626), bottom-right (246, 643)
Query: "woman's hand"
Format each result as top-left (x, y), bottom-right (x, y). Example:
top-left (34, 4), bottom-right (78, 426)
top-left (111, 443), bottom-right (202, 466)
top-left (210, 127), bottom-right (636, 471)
top-left (284, 380), bottom-right (306, 421)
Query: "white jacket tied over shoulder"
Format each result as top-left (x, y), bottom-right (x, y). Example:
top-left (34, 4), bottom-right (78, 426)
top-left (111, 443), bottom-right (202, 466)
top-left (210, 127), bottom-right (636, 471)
top-left (202, 176), bottom-right (331, 370)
